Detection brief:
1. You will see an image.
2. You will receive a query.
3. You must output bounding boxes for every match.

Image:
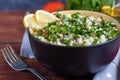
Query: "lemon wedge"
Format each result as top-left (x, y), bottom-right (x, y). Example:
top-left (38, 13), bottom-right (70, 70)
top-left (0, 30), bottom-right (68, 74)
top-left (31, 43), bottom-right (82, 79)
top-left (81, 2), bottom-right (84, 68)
top-left (101, 6), bottom-right (115, 16)
top-left (23, 10), bottom-right (59, 30)
top-left (23, 14), bottom-right (43, 29)
top-left (23, 14), bottom-right (34, 28)
top-left (35, 10), bottom-right (59, 27)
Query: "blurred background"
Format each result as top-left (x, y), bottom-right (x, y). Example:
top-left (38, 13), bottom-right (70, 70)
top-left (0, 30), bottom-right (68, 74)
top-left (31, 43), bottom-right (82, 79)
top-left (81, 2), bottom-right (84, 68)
top-left (0, 0), bottom-right (119, 11)
top-left (0, 0), bottom-right (119, 19)
top-left (0, 0), bottom-right (66, 11)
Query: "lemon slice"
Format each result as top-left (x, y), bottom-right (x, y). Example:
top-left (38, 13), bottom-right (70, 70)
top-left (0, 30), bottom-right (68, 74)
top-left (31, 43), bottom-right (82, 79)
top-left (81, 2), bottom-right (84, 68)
top-left (23, 14), bottom-right (43, 29)
top-left (23, 10), bottom-right (59, 31)
top-left (35, 10), bottom-right (59, 27)
top-left (23, 14), bottom-right (35, 28)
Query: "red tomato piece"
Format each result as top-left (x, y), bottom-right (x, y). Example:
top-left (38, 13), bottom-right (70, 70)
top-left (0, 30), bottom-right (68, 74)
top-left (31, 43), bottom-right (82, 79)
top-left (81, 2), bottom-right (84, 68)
top-left (42, 2), bottom-right (65, 12)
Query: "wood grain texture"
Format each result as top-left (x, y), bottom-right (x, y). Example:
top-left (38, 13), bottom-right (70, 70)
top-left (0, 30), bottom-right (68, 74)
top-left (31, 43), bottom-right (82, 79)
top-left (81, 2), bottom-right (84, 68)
top-left (0, 11), bottom-right (94, 80)
top-left (0, 11), bottom-right (25, 43)
top-left (0, 11), bottom-right (68, 80)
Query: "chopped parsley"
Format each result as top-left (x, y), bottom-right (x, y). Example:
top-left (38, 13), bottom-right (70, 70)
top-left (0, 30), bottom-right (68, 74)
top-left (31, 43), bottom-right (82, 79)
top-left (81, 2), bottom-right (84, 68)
top-left (33, 13), bottom-right (119, 46)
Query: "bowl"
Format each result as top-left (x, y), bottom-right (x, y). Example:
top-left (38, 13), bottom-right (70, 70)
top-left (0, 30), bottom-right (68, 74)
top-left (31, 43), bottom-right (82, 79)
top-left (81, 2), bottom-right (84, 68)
top-left (28, 10), bottom-right (120, 76)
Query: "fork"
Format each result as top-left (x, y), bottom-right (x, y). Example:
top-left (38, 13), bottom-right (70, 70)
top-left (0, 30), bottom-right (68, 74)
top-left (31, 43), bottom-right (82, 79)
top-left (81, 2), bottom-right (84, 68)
top-left (1, 46), bottom-right (46, 80)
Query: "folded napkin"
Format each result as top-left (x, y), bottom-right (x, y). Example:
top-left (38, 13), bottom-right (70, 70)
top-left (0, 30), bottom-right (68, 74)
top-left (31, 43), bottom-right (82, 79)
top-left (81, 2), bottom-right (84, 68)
top-left (20, 29), bottom-right (35, 58)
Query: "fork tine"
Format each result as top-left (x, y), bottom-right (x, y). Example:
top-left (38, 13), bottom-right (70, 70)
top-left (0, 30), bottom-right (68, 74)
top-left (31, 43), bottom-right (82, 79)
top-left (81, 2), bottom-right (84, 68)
top-left (1, 48), bottom-right (14, 64)
top-left (8, 46), bottom-right (22, 61)
top-left (6, 46), bottom-right (18, 62)
top-left (8, 46), bottom-right (20, 61)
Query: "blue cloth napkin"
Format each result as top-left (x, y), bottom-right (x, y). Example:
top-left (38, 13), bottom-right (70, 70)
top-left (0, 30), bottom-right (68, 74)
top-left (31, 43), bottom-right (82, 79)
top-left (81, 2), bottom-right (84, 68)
top-left (93, 49), bottom-right (120, 80)
top-left (20, 29), bottom-right (35, 58)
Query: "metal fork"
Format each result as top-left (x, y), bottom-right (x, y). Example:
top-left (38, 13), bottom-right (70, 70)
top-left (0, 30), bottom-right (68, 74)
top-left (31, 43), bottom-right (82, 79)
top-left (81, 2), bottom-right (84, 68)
top-left (1, 46), bottom-right (46, 80)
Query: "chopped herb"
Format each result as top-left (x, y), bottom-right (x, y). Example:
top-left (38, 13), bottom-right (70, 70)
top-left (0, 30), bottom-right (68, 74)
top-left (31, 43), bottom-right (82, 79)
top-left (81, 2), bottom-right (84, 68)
top-left (33, 13), bottom-right (119, 46)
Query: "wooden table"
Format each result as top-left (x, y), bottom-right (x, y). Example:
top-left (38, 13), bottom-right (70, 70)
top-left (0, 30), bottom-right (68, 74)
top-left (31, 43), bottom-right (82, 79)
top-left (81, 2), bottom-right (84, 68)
top-left (0, 11), bottom-right (96, 80)
top-left (0, 11), bottom-right (67, 80)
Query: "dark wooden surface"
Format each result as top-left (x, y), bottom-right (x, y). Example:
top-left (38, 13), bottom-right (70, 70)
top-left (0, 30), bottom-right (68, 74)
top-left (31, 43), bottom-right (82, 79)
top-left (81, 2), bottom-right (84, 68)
top-left (0, 11), bottom-right (68, 80)
top-left (0, 11), bottom-right (97, 80)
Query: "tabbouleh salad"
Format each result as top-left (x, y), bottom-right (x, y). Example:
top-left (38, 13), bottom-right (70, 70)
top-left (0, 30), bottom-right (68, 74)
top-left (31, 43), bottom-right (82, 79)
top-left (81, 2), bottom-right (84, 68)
top-left (33, 12), bottom-right (119, 46)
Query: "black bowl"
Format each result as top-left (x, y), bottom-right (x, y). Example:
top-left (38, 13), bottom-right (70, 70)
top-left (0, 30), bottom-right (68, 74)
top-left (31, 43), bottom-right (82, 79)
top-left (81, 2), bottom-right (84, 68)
top-left (28, 10), bottom-right (120, 76)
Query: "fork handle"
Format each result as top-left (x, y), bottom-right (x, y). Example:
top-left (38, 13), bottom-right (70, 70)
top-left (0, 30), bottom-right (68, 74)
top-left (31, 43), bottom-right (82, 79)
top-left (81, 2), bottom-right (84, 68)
top-left (26, 68), bottom-right (46, 80)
